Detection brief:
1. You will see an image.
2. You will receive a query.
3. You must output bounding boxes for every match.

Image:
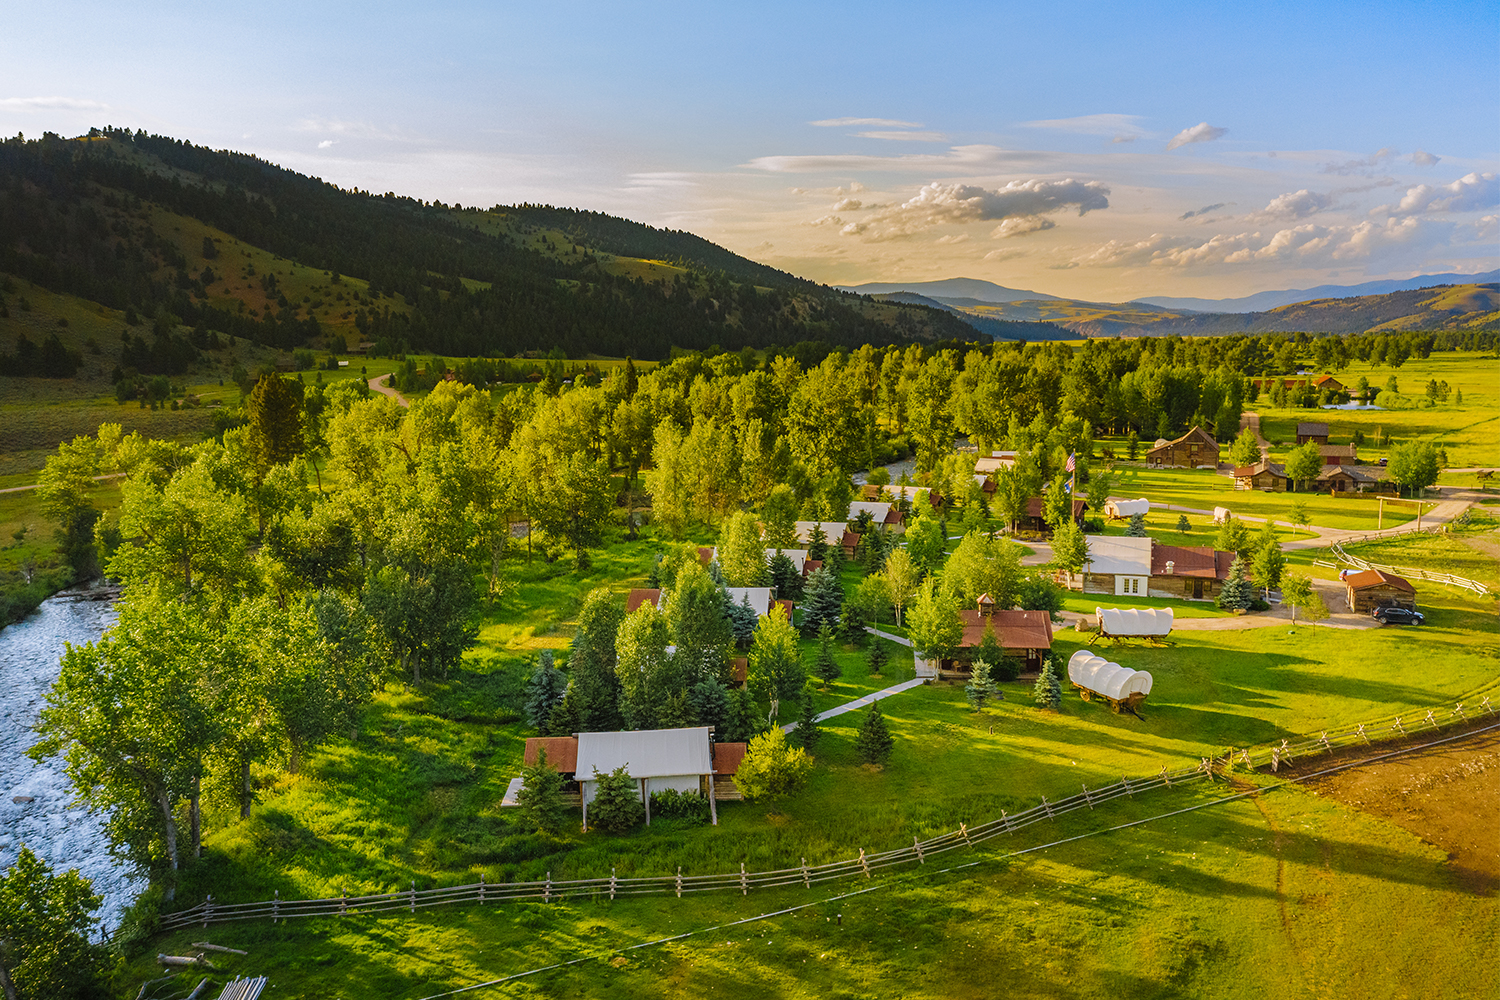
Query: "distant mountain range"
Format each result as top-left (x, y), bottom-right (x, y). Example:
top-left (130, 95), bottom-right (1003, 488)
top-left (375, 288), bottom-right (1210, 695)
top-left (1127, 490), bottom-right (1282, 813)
top-left (837, 277), bottom-right (1062, 304)
top-left (1134, 270), bottom-right (1500, 313)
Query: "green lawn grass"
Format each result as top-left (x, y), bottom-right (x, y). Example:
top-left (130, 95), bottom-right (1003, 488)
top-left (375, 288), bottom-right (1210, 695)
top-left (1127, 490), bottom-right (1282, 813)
top-left (1110, 467), bottom-right (1417, 532)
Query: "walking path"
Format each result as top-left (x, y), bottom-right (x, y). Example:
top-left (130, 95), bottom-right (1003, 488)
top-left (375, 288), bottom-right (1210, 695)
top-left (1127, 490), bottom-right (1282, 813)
top-left (782, 677), bottom-right (926, 732)
top-left (0, 472), bottom-right (124, 495)
top-left (1239, 411), bottom-right (1271, 459)
top-left (371, 372), bottom-right (411, 408)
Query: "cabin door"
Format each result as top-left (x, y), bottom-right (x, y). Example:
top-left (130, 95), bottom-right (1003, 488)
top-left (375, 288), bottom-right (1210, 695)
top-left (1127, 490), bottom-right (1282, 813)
top-left (1193, 579), bottom-right (1204, 600)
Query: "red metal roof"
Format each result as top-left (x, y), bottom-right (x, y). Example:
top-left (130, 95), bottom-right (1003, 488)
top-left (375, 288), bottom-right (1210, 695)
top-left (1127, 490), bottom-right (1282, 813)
top-left (1345, 569), bottom-right (1415, 593)
top-left (958, 609), bottom-right (1054, 652)
top-left (626, 588), bottom-right (661, 613)
top-left (713, 742), bottom-right (747, 775)
top-left (523, 737), bottom-right (579, 773)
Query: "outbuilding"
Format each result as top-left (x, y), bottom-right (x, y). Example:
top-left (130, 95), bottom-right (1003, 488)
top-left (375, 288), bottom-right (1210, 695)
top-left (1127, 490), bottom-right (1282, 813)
top-left (1145, 427), bottom-right (1219, 469)
top-left (1344, 569), bottom-right (1416, 613)
top-left (576, 727), bottom-right (724, 828)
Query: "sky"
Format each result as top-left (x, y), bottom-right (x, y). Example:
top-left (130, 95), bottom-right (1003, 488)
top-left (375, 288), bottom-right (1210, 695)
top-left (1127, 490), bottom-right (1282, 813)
top-left (4, 0), bottom-right (1497, 301)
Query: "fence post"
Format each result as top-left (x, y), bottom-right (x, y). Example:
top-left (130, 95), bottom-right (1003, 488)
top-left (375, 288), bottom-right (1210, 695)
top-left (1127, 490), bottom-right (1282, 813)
top-left (410, 880), bottom-right (416, 914)
top-left (1392, 717), bottom-right (1405, 734)
top-left (1040, 797), bottom-right (1054, 821)
top-left (1081, 784), bottom-right (1094, 809)
top-left (479, 873), bottom-right (485, 906)
top-left (545, 872), bottom-right (553, 904)
top-left (1001, 809), bottom-right (1013, 832)
top-left (860, 848), bottom-right (871, 878)
top-left (1483, 696), bottom-right (1493, 715)
top-left (740, 863), bottom-right (748, 895)
top-left (609, 868), bottom-right (617, 901)
top-left (913, 836), bottom-right (925, 863)
top-left (1357, 724), bottom-right (1369, 744)
top-left (340, 889), bottom-right (347, 917)
top-left (1160, 766), bottom-right (1171, 787)
top-left (1319, 731), bottom-right (1331, 753)
top-left (1271, 748), bottom-right (1280, 772)
top-left (202, 895), bottom-right (212, 929)
top-left (1453, 703), bottom-right (1466, 720)
top-left (801, 857), bottom-right (810, 888)
top-left (1424, 710), bottom-right (1437, 729)
top-left (675, 866), bottom-right (683, 899)
top-left (272, 890), bottom-right (279, 923)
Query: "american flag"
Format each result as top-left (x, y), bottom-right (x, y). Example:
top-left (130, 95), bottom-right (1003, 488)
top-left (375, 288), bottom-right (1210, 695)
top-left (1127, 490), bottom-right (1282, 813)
top-left (1065, 452), bottom-right (1076, 472)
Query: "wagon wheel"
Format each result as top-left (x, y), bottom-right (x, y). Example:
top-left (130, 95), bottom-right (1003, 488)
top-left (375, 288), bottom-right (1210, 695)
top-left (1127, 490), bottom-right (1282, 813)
top-left (1080, 689), bottom-right (1092, 702)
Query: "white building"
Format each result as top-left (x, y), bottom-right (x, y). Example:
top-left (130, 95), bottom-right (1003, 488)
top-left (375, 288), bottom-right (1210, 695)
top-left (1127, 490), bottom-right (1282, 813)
top-left (576, 727), bottom-right (720, 827)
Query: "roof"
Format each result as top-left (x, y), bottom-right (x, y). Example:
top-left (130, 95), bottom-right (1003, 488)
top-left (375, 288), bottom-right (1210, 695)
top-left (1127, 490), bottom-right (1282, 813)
top-left (1096, 607), bottom-right (1174, 637)
top-left (849, 500), bottom-right (893, 523)
top-left (1297, 422), bottom-right (1330, 436)
top-left (1320, 464), bottom-right (1387, 483)
top-left (1068, 650), bottom-right (1153, 700)
top-left (765, 548), bottom-right (809, 572)
top-left (712, 742), bottom-right (747, 776)
top-left (1235, 461), bottom-right (1287, 478)
top-left (840, 529), bottom-right (862, 550)
top-left (575, 727), bottom-right (714, 780)
top-left (523, 737), bottom-right (579, 773)
top-left (958, 609), bottom-right (1055, 651)
top-left (1084, 535), bottom-right (1152, 576)
top-left (793, 521), bottom-right (848, 543)
top-left (725, 587), bottom-right (774, 617)
top-left (697, 547), bottom-right (715, 565)
top-left (1318, 443), bottom-right (1358, 458)
top-left (626, 588), bottom-right (662, 614)
top-left (804, 559), bottom-right (824, 576)
top-left (1151, 543), bottom-right (1233, 580)
top-left (773, 598), bottom-right (795, 617)
top-left (1345, 568), bottom-right (1415, 593)
top-left (974, 455), bottom-right (1015, 474)
top-left (1146, 426), bottom-right (1217, 455)
top-left (1313, 375), bottom-right (1344, 386)
top-left (1024, 496), bottom-right (1088, 519)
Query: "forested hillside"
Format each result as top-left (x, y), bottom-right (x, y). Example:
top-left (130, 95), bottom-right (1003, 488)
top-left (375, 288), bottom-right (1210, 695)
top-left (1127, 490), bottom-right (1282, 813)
top-left (0, 129), bottom-right (999, 366)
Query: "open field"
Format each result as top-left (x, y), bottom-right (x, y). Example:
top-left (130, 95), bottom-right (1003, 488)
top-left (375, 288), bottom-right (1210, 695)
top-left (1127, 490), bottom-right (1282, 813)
top-left (1108, 467), bottom-right (1418, 532)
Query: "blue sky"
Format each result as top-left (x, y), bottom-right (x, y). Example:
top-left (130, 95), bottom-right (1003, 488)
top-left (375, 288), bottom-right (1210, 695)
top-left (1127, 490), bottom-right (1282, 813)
top-left (4, 1), bottom-right (1496, 299)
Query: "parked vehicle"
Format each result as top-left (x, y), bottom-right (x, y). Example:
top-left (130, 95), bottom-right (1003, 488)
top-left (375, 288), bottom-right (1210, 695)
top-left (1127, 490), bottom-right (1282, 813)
top-left (1372, 606), bottom-right (1424, 626)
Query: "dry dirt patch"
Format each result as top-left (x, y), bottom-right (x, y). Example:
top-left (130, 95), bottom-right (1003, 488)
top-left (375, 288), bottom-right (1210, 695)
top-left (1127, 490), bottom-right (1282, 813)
top-left (1292, 726), bottom-right (1500, 896)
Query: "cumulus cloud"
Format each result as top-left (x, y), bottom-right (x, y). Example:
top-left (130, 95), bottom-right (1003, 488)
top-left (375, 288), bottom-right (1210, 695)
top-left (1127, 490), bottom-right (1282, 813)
top-left (1023, 113), bottom-right (1148, 143)
top-left (1254, 189), bottom-right (1337, 221)
top-left (1069, 217), bottom-right (1422, 269)
top-left (1411, 149), bottom-right (1441, 167)
top-left (1166, 122), bottom-right (1228, 151)
top-left (1380, 172), bottom-right (1498, 216)
top-left (1471, 215), bottom-right (1498, 241)
top-left (936, 233), bottom-right (971, 244)
top-left (0, 96), bottom-right (109, 111)
top-left (1179, 202), bottom-right (1227, 220)
top-left (1320, 147), bottom-right (1396, 175)
top-left (839, 178), bottom-right (1110, 240)
top-left (317, 140), bottom-right (335, 149)
top-left (809, 116), bottom-right (923, 128)
top-left (991, 215), bottom-right (1056, 238)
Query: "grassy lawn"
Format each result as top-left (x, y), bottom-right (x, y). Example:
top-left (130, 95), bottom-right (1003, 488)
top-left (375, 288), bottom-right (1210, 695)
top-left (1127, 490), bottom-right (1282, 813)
top-left (1110, 467), bottom-right (1417, 532)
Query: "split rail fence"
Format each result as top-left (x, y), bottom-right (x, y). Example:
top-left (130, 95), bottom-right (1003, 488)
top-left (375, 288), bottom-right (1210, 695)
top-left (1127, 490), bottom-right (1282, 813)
top-left (1330, 540), bottom-right (1491, 596)
top-left (159, 692), bottom-right (1499, 933)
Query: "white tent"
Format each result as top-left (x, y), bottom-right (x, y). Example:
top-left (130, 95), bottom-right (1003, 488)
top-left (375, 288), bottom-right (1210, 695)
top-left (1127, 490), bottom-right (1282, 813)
top-left (764, 548), bottom-right (810, 573)
top-left (1105, 498), bottom-right (1151, 518)
top-left (1068, 650), bottom-right (1153, 703)
top-left (576, 727), bottom-right (719, 827)
top-left (1096, 606), bottom-right (1174, 638)
top-left (792, 521), bottom-right (848, 544)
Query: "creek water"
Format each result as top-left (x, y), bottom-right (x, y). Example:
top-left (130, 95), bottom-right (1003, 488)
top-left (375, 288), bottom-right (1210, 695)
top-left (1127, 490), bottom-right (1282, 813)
top-left (0, 589), bottom-right (143, 932)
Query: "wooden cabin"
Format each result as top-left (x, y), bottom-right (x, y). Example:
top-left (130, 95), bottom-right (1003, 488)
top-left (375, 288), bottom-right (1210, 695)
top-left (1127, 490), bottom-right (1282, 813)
top-left (1145, 427), bottom-right (1219, 469)
top-left (1235, 461), bottom-right (1290, 491)
top-left (1344, 569), bottom-right (1416, 613)
top-left (1296, 422), bottom-right (1330, 445)
top-left (1017, 496), bottom-right (1088, 535)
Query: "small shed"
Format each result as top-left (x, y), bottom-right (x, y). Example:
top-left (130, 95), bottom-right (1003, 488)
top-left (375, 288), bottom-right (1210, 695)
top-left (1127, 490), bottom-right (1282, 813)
top-left (1096, 607), bottom-right (1174, 640)
top-left (1104, 498), bottom-right (1150, 519)
top-left (576, 727), bottom-right (720, 828)
top-left (1344, 569), bottom-right (1416, 613)
top-left (1296, 422), bottom-right (1330, 445)
top-left (1067, 650), bottom-right (1153, 714)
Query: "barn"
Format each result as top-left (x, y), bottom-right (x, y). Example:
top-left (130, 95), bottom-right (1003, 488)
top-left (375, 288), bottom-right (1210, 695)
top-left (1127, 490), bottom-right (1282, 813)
top-left (1145, 427), bottom-right (1219, 469)
top-left (1344, 569), bottom-right (1416, 613)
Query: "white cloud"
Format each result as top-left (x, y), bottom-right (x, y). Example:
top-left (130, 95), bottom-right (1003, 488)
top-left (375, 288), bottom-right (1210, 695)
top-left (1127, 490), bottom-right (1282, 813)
top-left (839, 178), bottom-right (1110, 241)
top-left (1320, 146), bottom-right (1397, 175)
top-left (809, 117), bottom-right (923, 128)
top-left (1166, 122), bottom-right (1228, 151)
top-left (744, 144), bottom-right (1047, 173)
top-left (936, 233), bottom-right (970, 244)
top-left (855, 130), bottom-right (947, 142)
top-left (991, 215), bottom-right (1056, 238)
top-left (293, 117), bottom-right (407, 141)
top-left (1253, 189), bottom-right (1336, 221)
top-left (1069, 217), bottom-right (1423, 270)
top-left (624, 172), bottom-right (697, 190)
top-left (832, 197), bottom-right (863, 211)
top-left (1380, 172), bottom-right (1498, 216)
top-left (1471, 215), bottom-right (1498, 241)
top-left (983, 248), bottom-right (1026, 262)
top-left (318, 139), bottom-right (335, 149)
top-left (0, 96), bottom-right (110, 111)
top-left (1023, 113), bottom-right (1149, 142)
top-left (1411, 149), bottom-right (1441, 167)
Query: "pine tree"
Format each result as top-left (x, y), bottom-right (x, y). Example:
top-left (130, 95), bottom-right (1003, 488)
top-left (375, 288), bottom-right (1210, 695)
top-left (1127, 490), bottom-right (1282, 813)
top-left (855, 700), bottom-right (894, 765)
top-left (1125, 512), bottom-right (1148, 537)
top-left (1176, 513), bottom-right (1191, 533)
top-left (1216, 554), bottom-right (1254, 611)
top-left (1032, 656), bottom-right (1061, 710)
top-left (807, 523), bottom-right (829, 562)
top-left (795, 690), bottom-right (822, 754)
top-left (966, 659), bottom-right (999, 711)
top-left (722, 686), bottom-right (761, 742)
top-left (523, 651), bottom-right (567, 732)
top-left (867, 637), bottom-right (889, 677)
top-left (814, 625), bottom-right (842, 687)
top-left (545, 685), bottom-right (579, 736)
top-left (517, 748), bottom-right (567, 834)
top-left (768, 550), bottom-right (802, 601)
top-left (689, 678), bottom-right (731, 734)
top-left (727, 593), bottom-right (759, 645)
top-left (840, 597), bottom-right (869, 644)
top-left (588, 765), bottom-right (644, 833)
top-left (800, 566), bottom-right (843, 636)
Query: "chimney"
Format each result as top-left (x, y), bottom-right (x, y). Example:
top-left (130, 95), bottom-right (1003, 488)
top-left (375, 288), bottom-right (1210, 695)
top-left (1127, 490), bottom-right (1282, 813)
top-left (1165, 560), bottom-right (1175, 575)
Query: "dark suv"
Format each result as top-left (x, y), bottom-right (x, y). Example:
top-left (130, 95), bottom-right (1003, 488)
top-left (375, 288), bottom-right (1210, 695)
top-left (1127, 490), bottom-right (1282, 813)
top-left (1373, 606), bottom-right (1424, 626)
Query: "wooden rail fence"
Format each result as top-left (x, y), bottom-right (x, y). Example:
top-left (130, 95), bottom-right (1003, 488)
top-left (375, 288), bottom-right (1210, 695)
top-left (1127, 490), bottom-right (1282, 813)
top-left (1330, 540), bottom-right (1491, 596)
top-left (158, 692), bottom-right (1498, 932)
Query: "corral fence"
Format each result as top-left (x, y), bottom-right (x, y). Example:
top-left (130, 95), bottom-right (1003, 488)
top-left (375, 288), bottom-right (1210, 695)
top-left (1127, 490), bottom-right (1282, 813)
top-left (1329, 539), bottom-right (1491, 596)
top-left (159, 692), bottom-right (1500, 932)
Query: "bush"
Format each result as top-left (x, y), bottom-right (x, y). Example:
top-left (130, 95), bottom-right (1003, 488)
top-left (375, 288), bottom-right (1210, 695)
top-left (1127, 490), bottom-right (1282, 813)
top-left (648, 788), bottom-right (711, 823)
top-left (516, 749), bottom-right (568, 834)
top-left (734, 727), bottom-right (813, 802)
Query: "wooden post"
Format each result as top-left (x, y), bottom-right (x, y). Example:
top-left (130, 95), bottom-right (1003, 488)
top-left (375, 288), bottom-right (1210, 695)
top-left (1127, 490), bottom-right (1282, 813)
top-left (410, 880), bottom-right (416, 913)
top-left (740, 863), bottom-right (748, 895)
top-left (1160, 766), bottom-right (1171, 787)
top-left (675, 867), bottom-right (683, 898)
top-left (479, 873), bottom-right (485, 905)
top-left (801, 857), bottom-right (811, 888)
top-left (641, 779), bottom-right (650, 826)
top-left (339, 889), bottom-right (347, 916)
top-left (609, 868), bottom-right (617, 901)
top-left (1001, 809), bottom-right (1012, 832)
top-left (272, 890), bottom-right (279, 923)
top-left (1040, 797), bottom-right (1054, 821)
top-left (960, 822), bottom-right (972, 846)
top-left (859, 848), bottom-right (871, 878)
top-left (1081, 784), bottom-right (1093, 808)
top-left (545, 872), bottom-right (553, 903)
top-left (914, 835), bottom-right (925, 864)
top-left (707, 773), bottom-right (718, 826)
top-left (202, 895), bottom-right (212, 929)
top-left (581, 791), bottom-right (588, 833)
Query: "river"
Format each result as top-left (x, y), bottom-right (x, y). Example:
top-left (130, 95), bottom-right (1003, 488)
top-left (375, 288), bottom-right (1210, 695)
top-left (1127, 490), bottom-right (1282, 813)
top-left (0, 589), bottom-right (143, 933)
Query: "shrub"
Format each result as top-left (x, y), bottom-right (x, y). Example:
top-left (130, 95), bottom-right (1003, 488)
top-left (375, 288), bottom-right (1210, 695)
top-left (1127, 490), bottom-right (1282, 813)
top-left (734, 727), bottom-right (813, 802)
top-left (855, 700), bottom-right (893, 765)
top-left (648, 788), bottom-right (710, 824)
top-left (587, 766), bottom-right (644, 833)
top-left (795, 690), bottom-right (821, 754)
top-left (516, 749), bottom-right (567, 834)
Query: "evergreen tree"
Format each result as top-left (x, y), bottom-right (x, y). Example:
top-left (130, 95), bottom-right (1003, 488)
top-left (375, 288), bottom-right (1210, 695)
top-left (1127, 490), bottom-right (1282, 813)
top-left (517, 748), bottom-right (567, 834)
top-left (855, 699), bottom-right (894, 765)
top-left (1216, 554), bottom-right (1254, 611)
top-left (867, 637), bottom-right (890, 677)
top-left (807, 523), bottom-right (829, 562)
top-left (800, 566), bottom-right (843, 636)
top-left (966, 659), bottom-right (999, 711)
top-left (1032, 656), bottom-right (1061, 710)
top-left (722, 686), bottom-right (761, 742)
top-left (545, 684), bottom-right (579, 737)
top-left (840, 596), bottom-right (869, 644)
top-left (588, 765), bottom-right (645, 833)
top-left (1125, 512), bottom-right (1148, 537)
top-left (1176, 513), bottom-right (1191, 533)
top-left (523, 650), bottom-right (566, 732)
top-left (570, 588), bottom-right (625, 731)
top-left (795, 690), bottom-right (822, 753)
top-left (813, 625), bottom-right (842, 687)
top-left (767, 550), bottom-right (803, 601)
top-left (689, 678), bottom-right (731, 735)
top-left (726, 593), bottom-right (759, 645)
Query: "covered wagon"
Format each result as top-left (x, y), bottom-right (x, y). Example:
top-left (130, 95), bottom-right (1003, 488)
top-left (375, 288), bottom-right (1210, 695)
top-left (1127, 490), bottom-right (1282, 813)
top-left (1067, 650), bottom-right (1153, 714)
top-left (1095, 606), bottom-right (1174, 642)
top-left (1104, 498), bottom-right (1151, 520)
